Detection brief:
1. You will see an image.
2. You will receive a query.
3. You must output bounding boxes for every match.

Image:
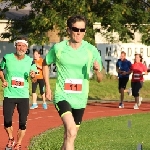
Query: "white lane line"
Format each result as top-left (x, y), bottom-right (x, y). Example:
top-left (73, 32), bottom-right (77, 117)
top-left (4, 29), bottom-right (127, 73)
top-left (35, 117), bottom-right (43, 119)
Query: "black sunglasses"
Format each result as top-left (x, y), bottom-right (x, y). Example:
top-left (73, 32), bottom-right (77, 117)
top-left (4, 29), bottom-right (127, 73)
top-left (71, 27), bottom-right (86, 32)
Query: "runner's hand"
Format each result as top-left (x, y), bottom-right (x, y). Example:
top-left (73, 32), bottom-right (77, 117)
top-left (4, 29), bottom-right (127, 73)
top-left (2, 80), bottom-right (8, 88)
top-left (121, 71), bottom-right (127, 75)
top-left (45, 87), bottom-right (52, 101)
top-left (118, 70), bottom-right (123, 74)
top-left (30, 71), bottom-right (36, 78)
top-left (93, 61), bottom-right (100, 71)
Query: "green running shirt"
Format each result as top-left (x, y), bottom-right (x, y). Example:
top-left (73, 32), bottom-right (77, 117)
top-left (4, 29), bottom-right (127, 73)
top-left (45, 40), bottom-right (102, 109)
top-left (1, 53), bottom-right (37, 98)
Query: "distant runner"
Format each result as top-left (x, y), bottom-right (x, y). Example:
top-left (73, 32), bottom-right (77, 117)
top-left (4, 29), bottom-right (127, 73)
top-left (116, 51), bottom-right (131, 108)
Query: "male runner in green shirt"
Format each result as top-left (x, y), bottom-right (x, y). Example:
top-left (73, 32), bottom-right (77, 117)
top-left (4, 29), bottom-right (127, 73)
top-left (43, 15), bottom-right (103, 150)
top-left (0, 37), bottom-right (37, 150)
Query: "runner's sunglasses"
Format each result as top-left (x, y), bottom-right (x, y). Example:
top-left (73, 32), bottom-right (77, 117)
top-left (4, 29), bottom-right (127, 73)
top-left (71, 27), bottom-right (86, 32)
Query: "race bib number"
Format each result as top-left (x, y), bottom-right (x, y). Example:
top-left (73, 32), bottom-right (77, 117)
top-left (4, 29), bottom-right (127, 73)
top-left (64, 79), bottom-right (82, 93)
top-left (11, 77), bottom-right (24, 88)
top-left (133, 73), bottom-right (141, 80)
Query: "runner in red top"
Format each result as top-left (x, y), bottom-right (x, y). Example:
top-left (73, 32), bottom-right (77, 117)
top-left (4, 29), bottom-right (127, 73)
top-left (130, 53), bottom-right (147, 109)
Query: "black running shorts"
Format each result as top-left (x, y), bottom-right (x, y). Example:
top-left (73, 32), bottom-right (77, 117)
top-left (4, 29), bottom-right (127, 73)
top-left (55, 100), bottom-right (85, 126)
top-left (118, 77), bottom-right (129, 89)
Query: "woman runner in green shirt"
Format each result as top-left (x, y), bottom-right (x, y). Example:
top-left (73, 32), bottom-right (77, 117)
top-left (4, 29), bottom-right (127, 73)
top-left (43, 15), bottom-right (103, 150)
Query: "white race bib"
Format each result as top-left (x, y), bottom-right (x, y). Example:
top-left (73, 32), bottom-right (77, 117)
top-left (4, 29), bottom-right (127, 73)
top-left (133, 73), bottom-right (141, 80)
top-left (64, 79), bottom-right (82, 93)
top-left (11, 77), bottom-right (24, 88)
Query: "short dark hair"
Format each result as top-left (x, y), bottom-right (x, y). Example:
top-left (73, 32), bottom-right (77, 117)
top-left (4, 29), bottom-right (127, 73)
top-left (67, 15), bottom-right (87, 29)
top-left (33, 49), bottom-right (40, 54)
top-left (121, 51), bottom-right (126, 56)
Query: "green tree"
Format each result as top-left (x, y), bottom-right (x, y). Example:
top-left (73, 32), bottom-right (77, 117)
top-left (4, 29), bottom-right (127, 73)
top-left (0, 0), bottom-right (150, 45)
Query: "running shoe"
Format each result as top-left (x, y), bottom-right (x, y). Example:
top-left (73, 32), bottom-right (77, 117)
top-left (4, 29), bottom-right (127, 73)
top-left (30, 103), bottom-right (38, 109)
top-left (43, 103), bottom-right (47, 109)
top-left (119, 103), bottom-right (124, 108)
top-left (5, 137), bottom-right (15, 150)
top-left (134, 104), bottom-right (139, 109)
top-left (14, 144), bottom-right (21, 150)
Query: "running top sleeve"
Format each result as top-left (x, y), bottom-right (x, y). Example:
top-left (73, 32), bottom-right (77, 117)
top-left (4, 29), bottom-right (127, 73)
top-left (0, 57), bottom-right (6, 70)
top-left (45, 45), bottom-right (56, 65)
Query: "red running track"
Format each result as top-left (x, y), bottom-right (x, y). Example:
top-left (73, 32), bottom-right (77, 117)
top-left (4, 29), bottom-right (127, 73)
top-left (0, 101), bottom-right (150, 150)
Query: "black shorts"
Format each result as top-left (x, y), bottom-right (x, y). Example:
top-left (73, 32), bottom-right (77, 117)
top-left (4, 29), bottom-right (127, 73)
top-left (3, 97), bottom-right (29, 130)
top-left (55, 100), bottom-right (85, 126)
top-left (32, 79), bottom-right (45, 95)
top-left (131, 82), bottom-right (143, 97)
top-left (118, 77), bottom-right (129, 89)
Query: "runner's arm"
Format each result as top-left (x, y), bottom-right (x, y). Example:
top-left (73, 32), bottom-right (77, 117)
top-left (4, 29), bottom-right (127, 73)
top-left (31, 77), bottom-right (37, 83)
top-left (145, 71), bottom-right (148, 75)
top-left (142, 64), bottom-right (148, 75)
top-left (30, 60), bottom-right (37, 82)
top-left (93, 61), bottom-right (103, 82)
top-left (30, 71), bottom-right (37, 83)
top-left (143, 70), bottom-right (148, 75)
top-left (0, 57), bottom-right (7, 82)
top-left (125, 61), bottom-right (132, 75)
top-left (123, 69), bottom-right (132, 75)
top-left (42, 59), bottom-right (50, 89)
top-left (94, 70), bottom-right (103, 83)
top-left (116, 66), bottom-right (121, 74)
top-left (116, 61), bottom-right (122, 74)
top-left (0, 70), bottom-right (6, 82)
top-left (0, 70), bottom-right (8, 87)
top-left (42, 45), bottom-right (56, 89)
